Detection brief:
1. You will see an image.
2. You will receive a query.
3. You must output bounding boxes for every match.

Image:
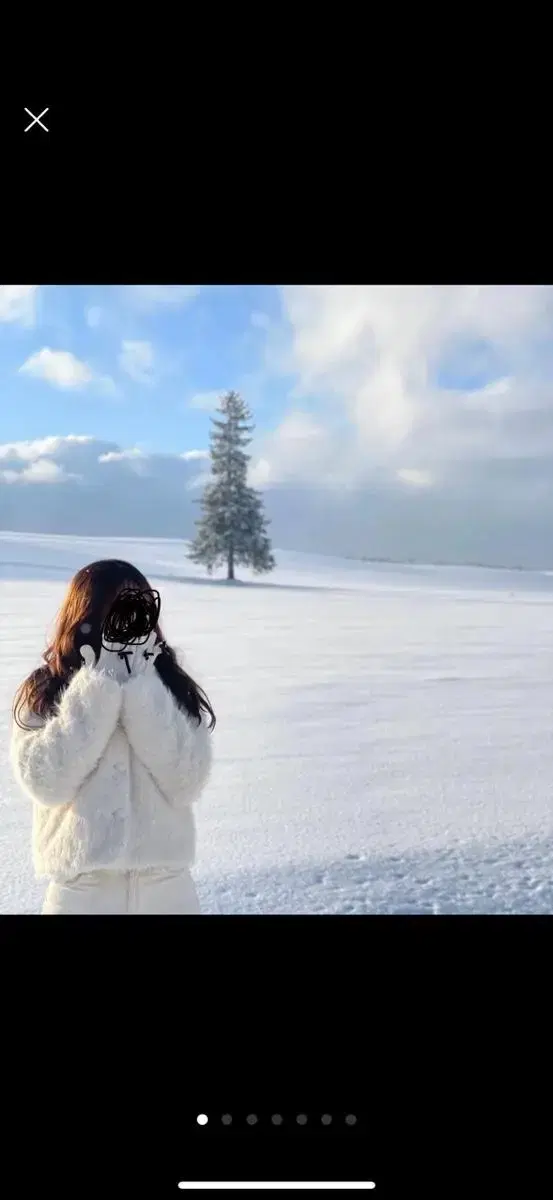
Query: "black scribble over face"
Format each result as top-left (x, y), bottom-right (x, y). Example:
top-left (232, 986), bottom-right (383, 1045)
top-left (101, 587), bottom-right (161, 651)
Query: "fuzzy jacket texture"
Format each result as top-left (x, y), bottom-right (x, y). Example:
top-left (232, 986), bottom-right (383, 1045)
top-left (10, 665), bottom-right (212, 883)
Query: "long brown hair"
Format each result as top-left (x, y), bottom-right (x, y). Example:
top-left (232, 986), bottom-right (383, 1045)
top-left (13, 559), bottom-right (216, 732)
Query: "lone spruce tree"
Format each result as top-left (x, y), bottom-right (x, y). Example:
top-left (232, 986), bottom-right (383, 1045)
top-left (188, 391), bottom-right (276, 581)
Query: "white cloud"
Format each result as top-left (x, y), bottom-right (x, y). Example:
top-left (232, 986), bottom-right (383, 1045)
top-left (0, 285), bottom-right (38, 326)
top-left (189, 390), bottom-right (223, 411)
top-left (5, 286), bottom-right (553, 570)
top-left (19, 347), bottom-right (94, 389)
top-left (0, 436), bottom-right (88, 485)
top-left (98, 446), bottom-right (151, 477)
top-left (0, 435), bottom-right (206, 497)
top-left (1, 458), bottom-right (76, 485)
top-left (250, 411), bottom-right (335, 486)
top-left (463, 376), bottom-right (517, 413)
top-left (248, 457), bottom-right (272, 487)
top-left (397, 468), bottom-right (433, 488)
top-left (254, 285), bottom-right (553, 488)
top-left (0, 434), bottom-right (94, 463)
top-left (4, 430), bottom-right (553, 569)
top-left (118, 340), bottom-right (154, 384)
top-left (23, 459), bottom-right (74, 484)
top-left (124, 285), bottom-right (199, 311)
top-left (98, 448), bottom-right (146, 463)
top-left (180, 449), bottom-right (210, 489)
top-left (0, 435), bottom-right (216, 542)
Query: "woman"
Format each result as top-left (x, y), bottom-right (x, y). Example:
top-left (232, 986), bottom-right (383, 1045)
top-left (10, 559), bottom-right (215, 915)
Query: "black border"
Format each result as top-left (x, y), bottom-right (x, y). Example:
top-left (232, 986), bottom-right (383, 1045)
top-left (3, 94), bottom-right (550, 280)
top-left (1, 914), bottom-right (550, 1196)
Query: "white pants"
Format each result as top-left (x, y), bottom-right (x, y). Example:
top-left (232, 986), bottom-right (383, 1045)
top-left (43, 866), bottom-right (200, 915)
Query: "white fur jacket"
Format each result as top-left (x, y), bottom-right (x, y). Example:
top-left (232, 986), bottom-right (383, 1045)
top-left (10, 664), bottom-right (212, 883)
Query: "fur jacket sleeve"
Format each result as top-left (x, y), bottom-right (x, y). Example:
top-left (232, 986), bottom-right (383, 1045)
top-left (121, 668), bottom-right (212, 805)
top-left (10, 667), bottom-right (122, 807)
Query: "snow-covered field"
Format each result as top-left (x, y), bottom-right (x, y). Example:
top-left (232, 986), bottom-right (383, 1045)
top-left (2, 530), bottom-right (553, 914)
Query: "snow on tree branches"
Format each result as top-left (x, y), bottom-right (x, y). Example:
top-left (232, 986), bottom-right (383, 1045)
top-left (188, 391), bottom-right (276, 581)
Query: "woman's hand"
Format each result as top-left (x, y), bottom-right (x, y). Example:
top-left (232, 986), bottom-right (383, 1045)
top-left (130, 630), bottom-right (164, 675)
top-left (80, 641), bottom-right (135, 683)
top-left (79, 645), bottom-right (96, 669)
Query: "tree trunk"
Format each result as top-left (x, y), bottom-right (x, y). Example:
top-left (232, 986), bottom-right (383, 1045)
top-left (227, 546), bottom-right (235, 581)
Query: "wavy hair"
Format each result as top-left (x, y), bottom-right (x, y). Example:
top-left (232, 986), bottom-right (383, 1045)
top-left (13, 559), bottom-right (216, 732)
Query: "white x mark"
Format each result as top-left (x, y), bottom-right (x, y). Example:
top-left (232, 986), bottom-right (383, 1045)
top-left (24, 107), bottom-right (49, 133)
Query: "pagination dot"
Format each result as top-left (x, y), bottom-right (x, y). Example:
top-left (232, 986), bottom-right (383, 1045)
top-left (246, 1114), bottom-right (258, 1125)
top-left (196, 1114), bottom-right (208, 1126)
top-left (345, 1114), bottom-right (357, 1126)
top-left (271, 1114), bottom-right (283, 1125)
top-left (321, 1114), bottom-right (332, 1125)
top-left (296, 1114), bottom-right (308, 1125)
top-left (221, 1114), bottom-right (232, 1126)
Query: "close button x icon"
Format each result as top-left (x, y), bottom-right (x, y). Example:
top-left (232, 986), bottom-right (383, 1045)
top-left (24, 107), bottom-right (49, 133)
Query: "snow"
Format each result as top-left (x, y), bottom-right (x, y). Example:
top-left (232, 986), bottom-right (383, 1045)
top-left (2, 530), bottom-right (553, 914)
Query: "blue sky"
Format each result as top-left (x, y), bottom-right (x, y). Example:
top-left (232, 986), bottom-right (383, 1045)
top-left (3, 283), bottom-right (553, 567)
top-left (0, 284), bottom-right (293, 453)
top-left (3, 284), bottom-right (553, 567)
top-left (3, 284), bottom-right (544, 465)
